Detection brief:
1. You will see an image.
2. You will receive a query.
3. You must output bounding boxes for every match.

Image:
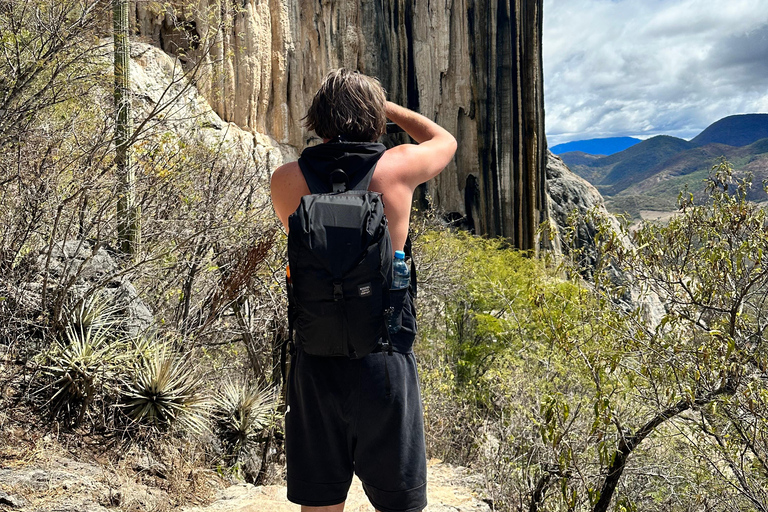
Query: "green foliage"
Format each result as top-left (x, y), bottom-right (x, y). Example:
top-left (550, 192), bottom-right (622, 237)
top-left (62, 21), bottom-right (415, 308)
top-left (33, 297), bottom-right (216, 437)
top-left (627, 160), bottom-right (768, 393)
top-left (416, 161), bottom-right (768, 510)
top-left (417, 231), bottom-right (545, 386)
top-left (0, 0), bottom-right (283, 494)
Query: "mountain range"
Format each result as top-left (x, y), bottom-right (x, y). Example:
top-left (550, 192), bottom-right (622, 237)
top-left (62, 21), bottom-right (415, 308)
top-left (550, 136), bottom-right (641, 156)
top-left (558, 113), bottom-right (768, 217)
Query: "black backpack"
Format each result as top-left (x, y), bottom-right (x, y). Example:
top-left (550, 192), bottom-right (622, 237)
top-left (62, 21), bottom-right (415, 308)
top-left (285, 140), bottom-right (394, 359)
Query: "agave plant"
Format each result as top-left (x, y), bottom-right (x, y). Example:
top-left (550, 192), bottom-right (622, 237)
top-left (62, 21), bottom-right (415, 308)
top-left (59, 295), bottom-right (117, 335)
top-left (214, 379), bottom-right (276, 461)
top-left (122, 343), bottom-right (209, 434)
top-left (39, 298), bottom-right (123, 424)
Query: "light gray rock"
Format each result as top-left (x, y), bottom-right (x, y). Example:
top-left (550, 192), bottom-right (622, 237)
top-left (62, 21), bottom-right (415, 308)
top-left (545, 150), bottom-right (623, 260)
top-left (32, 240), bottom-right (153, 336)
top-left (0, 456), bottom-right (167, 512)
top-left (0, 490), bottom-right (27, 508)
top-left (128, 42), bottom-right (293, 176)
top-left (37, 241), bottom-right (117, 282)
top-left (545, 151), bottom-right (666, 327)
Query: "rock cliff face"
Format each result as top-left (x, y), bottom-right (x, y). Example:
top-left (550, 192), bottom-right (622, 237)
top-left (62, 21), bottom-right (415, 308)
top-left (545, 150), bottom-right (618, 257)
top-left (132, 0), bottom-right (546, 249)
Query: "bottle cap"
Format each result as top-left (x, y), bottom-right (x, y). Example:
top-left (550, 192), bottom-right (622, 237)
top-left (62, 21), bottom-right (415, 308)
top-left (394, 250), bottom-right (405, 259)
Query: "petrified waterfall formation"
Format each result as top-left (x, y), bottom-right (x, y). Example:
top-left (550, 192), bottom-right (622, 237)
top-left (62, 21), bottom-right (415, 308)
top-left (134, 0), bottom-right (546, 250)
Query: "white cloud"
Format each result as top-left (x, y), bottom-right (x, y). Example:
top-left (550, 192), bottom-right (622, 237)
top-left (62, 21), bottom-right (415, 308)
top-left (544, 0), bottom-right (768, 146)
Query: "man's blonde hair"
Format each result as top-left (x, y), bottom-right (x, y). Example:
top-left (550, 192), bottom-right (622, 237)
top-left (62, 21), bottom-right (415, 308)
top-left (305, 69), bottom-right (387, 142)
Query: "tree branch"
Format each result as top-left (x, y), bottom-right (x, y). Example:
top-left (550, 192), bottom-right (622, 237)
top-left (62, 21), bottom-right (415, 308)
top-left (592, 382), bottom-right (737, 512)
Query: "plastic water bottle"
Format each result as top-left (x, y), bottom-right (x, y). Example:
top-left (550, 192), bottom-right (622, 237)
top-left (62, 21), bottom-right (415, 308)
top-left (391, 250), bottom-right (410, 290)
top-left (389, 251), bottom-right (410, 334)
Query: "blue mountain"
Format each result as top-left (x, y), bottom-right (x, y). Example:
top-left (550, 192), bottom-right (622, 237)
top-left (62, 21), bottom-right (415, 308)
top-left (550, 137), bottom-right (642, 156)
top-left (690, 113), bottom-right (768, 147)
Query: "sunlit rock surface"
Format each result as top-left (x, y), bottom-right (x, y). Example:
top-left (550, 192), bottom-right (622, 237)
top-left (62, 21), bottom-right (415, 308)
top-left (546, 151), bottom-right (666, 326)
top-left (133, 0), bottom-right (546, 248)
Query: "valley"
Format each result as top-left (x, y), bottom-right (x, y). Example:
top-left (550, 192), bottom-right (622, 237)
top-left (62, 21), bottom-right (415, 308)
top-left (558, 113), bottom-right (768, 218)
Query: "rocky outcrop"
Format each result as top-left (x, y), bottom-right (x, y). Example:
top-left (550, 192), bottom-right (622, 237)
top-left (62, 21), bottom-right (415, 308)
top-left (545, 151), bottom-right (666, 325)
top-left (132, 0), bottom-right (546, 249)
top-left (128, 41), bottom-right (295, 169)
top-left (545, 150), bottom-right (620, 257)
top-left (21, 240), bottom-right (155, 336)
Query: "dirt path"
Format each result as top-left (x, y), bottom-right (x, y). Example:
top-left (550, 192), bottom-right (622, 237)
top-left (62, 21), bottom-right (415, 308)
top-left (0, 453), bottom-right (490, 512)
top-left (182, 461), bottom-right (491, 512)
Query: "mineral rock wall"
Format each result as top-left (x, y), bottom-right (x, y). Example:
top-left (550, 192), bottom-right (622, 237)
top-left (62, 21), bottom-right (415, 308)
top-left (133, 0), bottom-right (546, 249)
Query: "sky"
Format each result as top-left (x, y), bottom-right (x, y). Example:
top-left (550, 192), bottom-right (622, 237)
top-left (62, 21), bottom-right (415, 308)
top-left (543, 0), bottom-right (768, 147)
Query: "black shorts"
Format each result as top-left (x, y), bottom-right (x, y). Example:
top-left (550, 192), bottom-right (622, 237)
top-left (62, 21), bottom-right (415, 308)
top-left (285, 292), bottom-right (426, 512)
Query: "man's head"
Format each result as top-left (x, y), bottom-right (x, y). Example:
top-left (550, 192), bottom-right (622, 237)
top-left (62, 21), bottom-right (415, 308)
top-left (305, 69), bottom-right (387, 142)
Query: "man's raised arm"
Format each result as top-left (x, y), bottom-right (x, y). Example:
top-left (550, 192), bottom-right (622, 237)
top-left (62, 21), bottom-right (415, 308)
top-left (383, 101), bottom-right (457, 187)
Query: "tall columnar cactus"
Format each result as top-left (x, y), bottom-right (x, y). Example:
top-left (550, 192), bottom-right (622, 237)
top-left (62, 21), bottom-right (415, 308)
top-left (113, 0), bottom-right (139, 256)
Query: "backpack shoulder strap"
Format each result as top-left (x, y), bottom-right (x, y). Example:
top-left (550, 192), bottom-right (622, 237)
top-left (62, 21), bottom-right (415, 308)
top-left (404, 235), bottom-right (417, 297)
top-left (298, 142), bottom-right (386, 194)
top-left (297, 158), bottom-right (330, 194)
top-left (350, 163), bottom-right (376, 191)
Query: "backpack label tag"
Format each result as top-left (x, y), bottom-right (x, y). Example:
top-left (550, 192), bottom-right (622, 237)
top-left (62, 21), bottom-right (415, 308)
top-left (358, 284), bottom-right (372, 297)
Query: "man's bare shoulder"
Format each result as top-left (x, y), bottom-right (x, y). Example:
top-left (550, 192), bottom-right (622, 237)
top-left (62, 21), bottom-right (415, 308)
top-left (376, 144), bottom-right (416, 172)
top-left (270, 161), bottom-right (309, 230)
top-left (271, 161), bottom-right (308, 196)
top-left (377, 140), bottom-right (455, 188)
top-left (271, 161), bottom-right (302, 182)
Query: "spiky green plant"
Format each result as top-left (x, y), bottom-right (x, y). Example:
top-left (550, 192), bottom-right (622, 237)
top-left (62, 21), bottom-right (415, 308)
top-left (213, 379), bottom-right (275, 461)
top-left (122, 344), bottom-right (209, 434)
top-left (38, 298), bottom-right (123, 424)
top-left (60, 295), bottom-right (116, 334)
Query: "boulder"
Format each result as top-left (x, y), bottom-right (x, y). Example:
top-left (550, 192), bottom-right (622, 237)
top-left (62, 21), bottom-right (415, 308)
top-left (32, 240), bottom-right (153, 336)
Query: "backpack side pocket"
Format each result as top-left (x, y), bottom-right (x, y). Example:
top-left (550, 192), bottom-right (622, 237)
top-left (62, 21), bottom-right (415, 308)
top-left (389, 287), bottom-right (417, 353)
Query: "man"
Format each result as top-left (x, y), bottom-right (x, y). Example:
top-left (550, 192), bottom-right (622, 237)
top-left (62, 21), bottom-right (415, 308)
top-left (270, 68), bottom-right (456, 512)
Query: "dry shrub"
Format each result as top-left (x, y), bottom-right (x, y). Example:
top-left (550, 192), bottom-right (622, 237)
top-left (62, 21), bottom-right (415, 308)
top-left (0, 0), bottom-right (285, 496)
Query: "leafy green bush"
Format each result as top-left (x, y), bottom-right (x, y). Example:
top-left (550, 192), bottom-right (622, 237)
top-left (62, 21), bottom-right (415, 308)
top-left (415, 163), bottom-right (768, 511)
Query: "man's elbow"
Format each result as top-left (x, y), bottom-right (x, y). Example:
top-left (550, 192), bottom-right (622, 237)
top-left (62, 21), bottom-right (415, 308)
top-left (439, 133), bottom-right (457, 167)
top-left (446, 133), bottom-right (458, 158)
